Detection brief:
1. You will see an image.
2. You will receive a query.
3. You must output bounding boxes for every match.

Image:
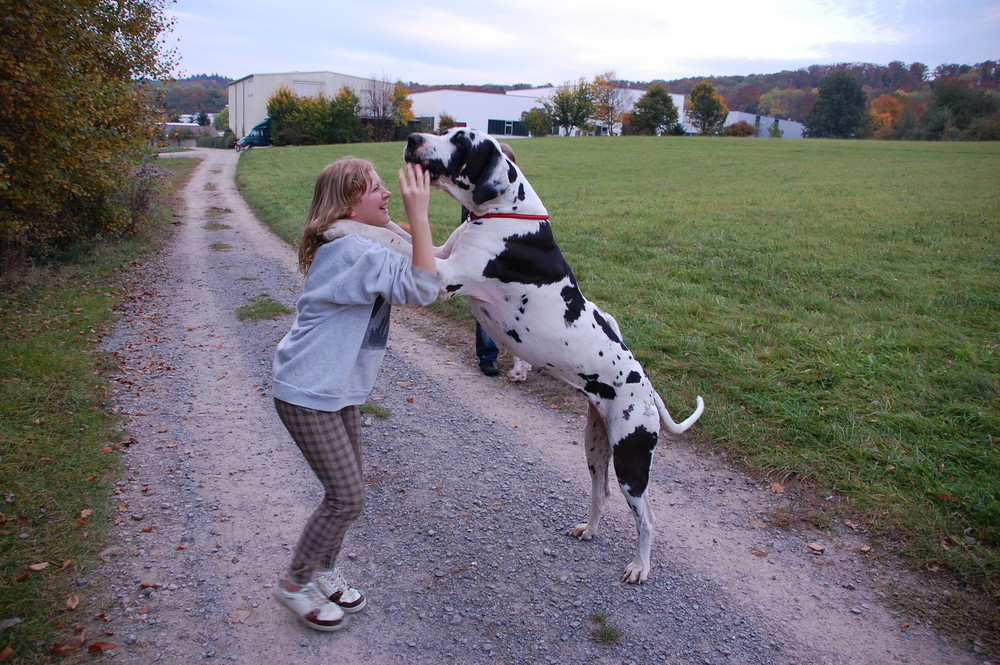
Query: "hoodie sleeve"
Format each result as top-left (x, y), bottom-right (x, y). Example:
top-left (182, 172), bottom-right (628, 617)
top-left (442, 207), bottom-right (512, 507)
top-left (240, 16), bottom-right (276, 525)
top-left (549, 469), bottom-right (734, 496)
top-left (308, 235), bottom-right (438, 308)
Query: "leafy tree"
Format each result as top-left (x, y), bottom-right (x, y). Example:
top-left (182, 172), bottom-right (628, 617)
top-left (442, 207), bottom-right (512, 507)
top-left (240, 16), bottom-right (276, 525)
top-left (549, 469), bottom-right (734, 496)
top-left (687, 82), bottom-right (729, 135)
top-left (546, 79), bottom-right (593, 135)
top-left (196, 111), bottom-right (210, 126)
top-left (438, 111), bottom-right (458, 133)
top-left (521, 107), bottom-right (553, 137)
top-left (391, 81), bottom-right (415, 138)
top-left (266, 86), bottom-right (302, 145)
top-left (805, 70), bottom-right (867, 138)
top-left (212, 107), bottom-right (230, 133)
top-left (0, 0), bottom-right (176, 262)
top-left (870, 94), bottom-right (905, 138)
top-left (591, 71), bottom-right (630, 135)
top-left (629, 83), bottom-right (679, 135)
top-left (921, 78), bottom-right (1000, 139)
top-left (329, 87), bottom-right (365, 144)
top-left (729, 84), bottom-right (762, 113)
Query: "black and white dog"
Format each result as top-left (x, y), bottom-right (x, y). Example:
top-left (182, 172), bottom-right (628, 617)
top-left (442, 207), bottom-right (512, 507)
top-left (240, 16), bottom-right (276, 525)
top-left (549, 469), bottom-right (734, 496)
top-left (325, 128), bottom-right (704, 583)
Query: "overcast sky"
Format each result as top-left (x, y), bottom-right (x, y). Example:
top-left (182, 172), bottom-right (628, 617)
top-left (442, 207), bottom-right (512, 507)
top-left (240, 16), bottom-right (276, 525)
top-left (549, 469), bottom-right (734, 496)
top-left (165, 0), bottom-right (998, 85)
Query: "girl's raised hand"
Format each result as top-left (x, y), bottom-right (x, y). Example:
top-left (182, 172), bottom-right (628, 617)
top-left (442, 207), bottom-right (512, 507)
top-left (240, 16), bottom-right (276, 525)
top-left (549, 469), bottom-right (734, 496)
top-left (397, 163), bottom-right (431, 226)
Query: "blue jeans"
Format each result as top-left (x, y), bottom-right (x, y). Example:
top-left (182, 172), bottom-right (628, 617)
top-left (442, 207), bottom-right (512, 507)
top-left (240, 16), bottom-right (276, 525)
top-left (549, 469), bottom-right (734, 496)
top-left (475, 322), bottom-right (498, 364)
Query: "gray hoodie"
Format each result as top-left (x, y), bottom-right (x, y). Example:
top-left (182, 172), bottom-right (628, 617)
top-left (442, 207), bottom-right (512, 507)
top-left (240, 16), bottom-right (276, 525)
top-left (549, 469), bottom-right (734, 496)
top-left (272, 233), bottom-right (438, 412)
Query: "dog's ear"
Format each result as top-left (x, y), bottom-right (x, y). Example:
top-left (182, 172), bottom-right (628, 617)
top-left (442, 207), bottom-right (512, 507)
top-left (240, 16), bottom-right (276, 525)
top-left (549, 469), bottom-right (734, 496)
top-left (464, 140), bottom-right (506, 205)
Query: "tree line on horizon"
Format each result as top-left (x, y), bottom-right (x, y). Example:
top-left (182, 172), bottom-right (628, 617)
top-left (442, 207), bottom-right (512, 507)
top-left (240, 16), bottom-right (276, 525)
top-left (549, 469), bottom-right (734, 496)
top-left (164, 59), bottom-right (1000, 141)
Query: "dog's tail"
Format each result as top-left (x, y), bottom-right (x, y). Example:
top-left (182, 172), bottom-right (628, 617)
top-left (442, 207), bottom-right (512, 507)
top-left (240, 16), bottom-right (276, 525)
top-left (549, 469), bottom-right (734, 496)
top-left (655, 392), bottom-right (704, 434)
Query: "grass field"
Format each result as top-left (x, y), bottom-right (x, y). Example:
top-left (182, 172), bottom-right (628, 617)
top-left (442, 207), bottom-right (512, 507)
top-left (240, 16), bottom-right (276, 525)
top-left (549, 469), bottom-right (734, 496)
top-left (238, 136), bottom-right (999, 598)
top-left (0, 157), bottom-right (201, 662)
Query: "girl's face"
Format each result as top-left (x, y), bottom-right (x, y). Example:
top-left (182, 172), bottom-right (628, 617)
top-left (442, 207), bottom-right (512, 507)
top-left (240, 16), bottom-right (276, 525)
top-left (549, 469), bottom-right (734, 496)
top-left (349, 168), bottom-right (391, 227)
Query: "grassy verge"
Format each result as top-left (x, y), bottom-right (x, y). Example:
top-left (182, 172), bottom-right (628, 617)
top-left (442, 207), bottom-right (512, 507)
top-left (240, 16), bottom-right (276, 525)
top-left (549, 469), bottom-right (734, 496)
top-left (0, 157), bottom-right (200, 663)
top-left (237, 137), bottom-right (999, 599)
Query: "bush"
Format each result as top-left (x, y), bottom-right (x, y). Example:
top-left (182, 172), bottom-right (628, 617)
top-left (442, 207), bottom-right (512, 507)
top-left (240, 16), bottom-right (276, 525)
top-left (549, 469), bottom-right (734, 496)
top-left (0, 0), bottom-right (175, 263)
top-left (723, 121), bottom-right (758, 137)
top-left (196, 134), bottom-right (237, 149)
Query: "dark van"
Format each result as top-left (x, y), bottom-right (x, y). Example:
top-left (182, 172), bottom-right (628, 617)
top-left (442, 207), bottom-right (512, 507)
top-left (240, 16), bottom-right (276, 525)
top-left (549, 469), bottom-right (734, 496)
top-left (236, 118), bottom-right (271, 150)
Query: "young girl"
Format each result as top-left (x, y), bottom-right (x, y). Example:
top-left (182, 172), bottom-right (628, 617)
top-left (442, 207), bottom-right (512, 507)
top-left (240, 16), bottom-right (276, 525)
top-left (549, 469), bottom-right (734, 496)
top-left (271, 158), bottom-right (438, 631)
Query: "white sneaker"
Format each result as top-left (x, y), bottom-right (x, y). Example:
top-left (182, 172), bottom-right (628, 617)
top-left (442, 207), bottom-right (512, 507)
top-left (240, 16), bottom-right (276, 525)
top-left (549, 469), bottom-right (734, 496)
top-left (272, 581), bottom-right (346, 631)
top-left (314, 569), bottom-right (367, 613)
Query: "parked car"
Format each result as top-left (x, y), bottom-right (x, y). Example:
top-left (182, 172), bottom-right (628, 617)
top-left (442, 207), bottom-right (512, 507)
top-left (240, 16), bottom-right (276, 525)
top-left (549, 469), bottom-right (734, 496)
top-left (236, 118), bottom-right (271, 151)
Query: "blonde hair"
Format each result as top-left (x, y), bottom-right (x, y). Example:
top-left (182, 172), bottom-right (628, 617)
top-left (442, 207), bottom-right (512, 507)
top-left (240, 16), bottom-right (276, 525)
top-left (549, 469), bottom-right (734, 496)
top-left (298, 157), bottom-right (376, 273)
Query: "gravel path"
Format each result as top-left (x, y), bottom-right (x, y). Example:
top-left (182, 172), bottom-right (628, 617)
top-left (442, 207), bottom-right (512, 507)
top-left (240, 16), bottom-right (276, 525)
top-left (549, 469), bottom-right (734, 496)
top-left (88, 147), bottom-right (989, 665)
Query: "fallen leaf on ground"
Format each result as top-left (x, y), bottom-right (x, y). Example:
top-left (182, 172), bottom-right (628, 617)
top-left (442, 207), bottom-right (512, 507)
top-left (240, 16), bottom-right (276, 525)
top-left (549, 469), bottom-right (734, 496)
top-left (807, 542), bottom-right (825, 553)
top-left (769, 481), bottom-right (785, 493)
top-left (66, 595), bottom-right (80, 610)
top-left (88, 642), bottom-right (116, 653)
top-left (29, 562), bottom-right (49, 571)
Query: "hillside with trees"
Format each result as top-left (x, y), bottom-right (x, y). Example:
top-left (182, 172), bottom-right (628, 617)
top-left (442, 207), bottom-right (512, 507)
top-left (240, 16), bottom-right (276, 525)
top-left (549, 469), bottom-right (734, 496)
top-left (158, 74), bottom-right (232, 117)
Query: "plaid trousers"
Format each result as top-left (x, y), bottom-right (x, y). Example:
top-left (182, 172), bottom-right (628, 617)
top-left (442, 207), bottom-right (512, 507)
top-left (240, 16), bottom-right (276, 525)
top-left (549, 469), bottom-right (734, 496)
top-left (274, 398), bottom-right (366, 585)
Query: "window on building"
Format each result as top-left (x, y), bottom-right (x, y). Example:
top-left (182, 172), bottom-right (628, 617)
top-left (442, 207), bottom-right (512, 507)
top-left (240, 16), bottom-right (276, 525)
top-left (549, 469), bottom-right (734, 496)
top-left (293, 81), bottom-right (324, 97)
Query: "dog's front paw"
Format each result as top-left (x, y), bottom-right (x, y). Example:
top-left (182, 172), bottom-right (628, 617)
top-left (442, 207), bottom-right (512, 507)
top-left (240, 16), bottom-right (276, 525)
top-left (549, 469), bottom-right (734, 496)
top-left (568, 523), bottom-right (596, 541)
top-left (508, 357), bottom-right (532, 382)
top-left (621, 561), bottom-right (649, 584)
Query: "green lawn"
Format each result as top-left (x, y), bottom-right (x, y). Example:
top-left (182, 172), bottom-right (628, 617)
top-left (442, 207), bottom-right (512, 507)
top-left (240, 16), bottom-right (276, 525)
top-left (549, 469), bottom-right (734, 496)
top-left (237, 137), bottom-right (999, 598)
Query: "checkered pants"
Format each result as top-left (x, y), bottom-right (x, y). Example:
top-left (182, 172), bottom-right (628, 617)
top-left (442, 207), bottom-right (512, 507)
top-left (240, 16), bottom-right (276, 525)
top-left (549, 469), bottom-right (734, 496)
top-left (274, 399), bottom-right (366, 585)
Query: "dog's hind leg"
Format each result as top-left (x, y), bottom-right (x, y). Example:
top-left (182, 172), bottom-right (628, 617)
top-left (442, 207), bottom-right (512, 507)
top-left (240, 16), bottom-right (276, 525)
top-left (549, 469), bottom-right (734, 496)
top-left (568, 402), bottom-right (612, 541)
top-left (609, 415), bottom-right (659, 584)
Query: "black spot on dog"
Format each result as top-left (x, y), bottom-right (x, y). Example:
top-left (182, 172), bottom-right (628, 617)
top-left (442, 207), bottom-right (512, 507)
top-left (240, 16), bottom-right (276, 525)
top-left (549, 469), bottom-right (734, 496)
top-left (578, 373), bottom-right (616, 400)
top-left (622, 404), bottom-right (634, 420)
top-left (507, 160), bottom-right (517, 183)
top-left (626, 371), bottom-right (642, 384)
top-left (594, 310), bottom-right (624, 346)
top-left (516, 183), bottom-right (526, 201)
top-left (506, 329), bottom-right (522, 344)
top-left (561, 285), bottom-right (585, 325)
top-left (613, 425), bottom-right (658, 497)
top-left (483, 222), bottom-right (574, 287)
top-left (445, 284), bottom-right (463, 293)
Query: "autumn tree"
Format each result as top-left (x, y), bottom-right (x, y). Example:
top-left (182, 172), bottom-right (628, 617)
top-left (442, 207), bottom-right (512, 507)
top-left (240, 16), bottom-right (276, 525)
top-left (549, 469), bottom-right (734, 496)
top-left (591, 71), bottom-right (630, 135)
top-left (546, 79), bottom-right (593, 135)
top-left (437, 111), bottom-right (458, 133)
top-left (687, 82), bottom-right (729, 135)
top-left (729, 84), bottom-right (762, 113)
top-left (870, 94), bottom-right (905, 138)
top-left (267, 86), bottom-right (303, 145)
top-left (391, 81), bottom-right (415, 138)
top-left (629, 83), bottom-right (680, 135)
top-left (805, 70), bottom-right (867, 138)
top-left (0, 0), bottom-right (176, 262)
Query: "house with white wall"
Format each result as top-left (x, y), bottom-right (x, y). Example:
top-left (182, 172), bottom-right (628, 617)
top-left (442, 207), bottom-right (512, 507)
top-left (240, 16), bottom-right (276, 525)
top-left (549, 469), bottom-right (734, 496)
top-left (228, 71), bottom-right (376, 137)
top-left (408, 89), bottom-right (540, 137)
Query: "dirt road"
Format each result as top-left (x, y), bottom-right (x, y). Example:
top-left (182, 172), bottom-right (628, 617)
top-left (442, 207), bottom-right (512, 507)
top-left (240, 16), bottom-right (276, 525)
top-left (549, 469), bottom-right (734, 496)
top-left (90, 147), bottom-right (989, 664)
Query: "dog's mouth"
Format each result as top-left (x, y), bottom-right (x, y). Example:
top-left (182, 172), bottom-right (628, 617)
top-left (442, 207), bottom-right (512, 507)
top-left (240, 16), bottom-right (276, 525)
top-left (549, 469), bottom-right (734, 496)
top-left (404, 152), bottom-right (444, 182)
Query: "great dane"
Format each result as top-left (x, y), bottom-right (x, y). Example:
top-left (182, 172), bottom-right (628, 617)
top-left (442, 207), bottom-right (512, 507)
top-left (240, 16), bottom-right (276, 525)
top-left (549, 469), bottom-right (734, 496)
top-left (324, 128), bottom-right (704, 583)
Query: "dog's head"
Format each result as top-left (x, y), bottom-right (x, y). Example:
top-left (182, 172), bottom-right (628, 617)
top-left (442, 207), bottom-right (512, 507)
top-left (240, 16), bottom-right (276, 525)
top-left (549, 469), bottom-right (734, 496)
top-left (403, 128), bottom-right (543, 216)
